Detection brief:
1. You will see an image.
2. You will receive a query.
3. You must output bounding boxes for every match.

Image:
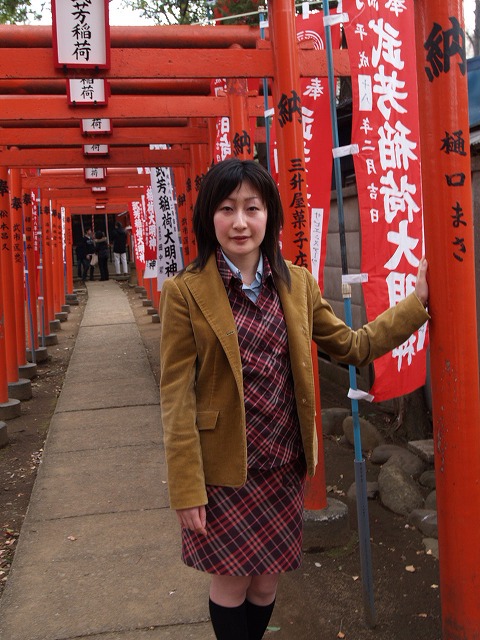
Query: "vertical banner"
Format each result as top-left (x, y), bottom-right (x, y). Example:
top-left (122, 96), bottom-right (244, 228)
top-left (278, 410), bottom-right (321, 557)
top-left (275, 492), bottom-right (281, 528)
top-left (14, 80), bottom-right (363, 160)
top-left (296, 11), bottom-right (340, 288)
top-left (150, 167), bottom-right (183, 290)
top-left (143, 184), bottom-right (157, 263)
top-left (344, 0), bottom-right (428, 401)
top-left (129, 200), bottom-right (146, 275)
top-left (270, 11), bottom-right (340, 287)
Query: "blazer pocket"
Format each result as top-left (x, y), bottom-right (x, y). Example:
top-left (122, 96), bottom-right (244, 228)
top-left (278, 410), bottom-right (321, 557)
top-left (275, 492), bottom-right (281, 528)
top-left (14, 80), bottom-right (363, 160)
top-left (196, 411), bottom-right (219, 431)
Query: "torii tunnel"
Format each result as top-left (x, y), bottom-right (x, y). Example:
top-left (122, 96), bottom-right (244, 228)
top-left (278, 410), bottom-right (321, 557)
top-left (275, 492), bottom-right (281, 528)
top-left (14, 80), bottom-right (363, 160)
top-left (0, 0), bottom-right (479, 637)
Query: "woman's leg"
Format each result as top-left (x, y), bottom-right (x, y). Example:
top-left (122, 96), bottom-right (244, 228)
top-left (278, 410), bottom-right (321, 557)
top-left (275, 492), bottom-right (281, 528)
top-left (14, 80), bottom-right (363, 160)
top-left (209, 575), bottom-right (251, 640)
top-left (208, 574), bottom-right (280, 640)
top-left (245, 574), bottom-right (280, 640)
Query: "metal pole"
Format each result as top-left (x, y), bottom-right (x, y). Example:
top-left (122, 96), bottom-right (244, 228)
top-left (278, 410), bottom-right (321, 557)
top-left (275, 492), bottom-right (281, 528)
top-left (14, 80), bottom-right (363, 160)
top-left (323, 0), bottom-right (376, 627)
top-left (259, 6), bottom-right (272, 173)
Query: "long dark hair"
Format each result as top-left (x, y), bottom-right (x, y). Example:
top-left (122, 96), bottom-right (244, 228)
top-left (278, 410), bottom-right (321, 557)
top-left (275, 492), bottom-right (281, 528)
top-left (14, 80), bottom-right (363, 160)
top-left (191, 159), bottom-right (291, 288)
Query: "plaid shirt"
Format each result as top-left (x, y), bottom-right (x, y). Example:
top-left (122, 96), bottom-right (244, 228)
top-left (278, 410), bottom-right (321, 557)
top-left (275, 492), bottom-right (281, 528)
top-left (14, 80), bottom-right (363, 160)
top-left (216, 248), bottom-right (303, 469)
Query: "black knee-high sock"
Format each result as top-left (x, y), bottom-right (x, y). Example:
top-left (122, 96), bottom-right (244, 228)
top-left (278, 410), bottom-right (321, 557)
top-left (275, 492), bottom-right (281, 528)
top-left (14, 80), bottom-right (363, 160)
top-left (208, 598), bottom-right (249, 640)
top-left (245, 599), bottom-right (276, 640)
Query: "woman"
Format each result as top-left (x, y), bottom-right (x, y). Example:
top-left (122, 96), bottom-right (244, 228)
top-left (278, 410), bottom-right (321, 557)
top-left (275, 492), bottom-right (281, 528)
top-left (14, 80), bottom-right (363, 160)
top-left (159, 159), bottom-right (429, 640)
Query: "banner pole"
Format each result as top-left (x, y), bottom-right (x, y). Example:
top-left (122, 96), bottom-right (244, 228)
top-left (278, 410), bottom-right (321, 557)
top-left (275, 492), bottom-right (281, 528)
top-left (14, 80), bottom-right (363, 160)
top-left (259, 6), bottom-right (272, 173)
top-left (323, 1), bottom-right (376, 628)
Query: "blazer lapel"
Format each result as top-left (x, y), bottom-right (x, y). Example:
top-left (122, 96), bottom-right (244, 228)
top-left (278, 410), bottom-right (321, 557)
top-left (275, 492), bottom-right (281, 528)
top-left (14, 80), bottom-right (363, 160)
top-left (277, 270), bottom-right (309, 359)
top-left (184, 254), bottom-right (244, 393)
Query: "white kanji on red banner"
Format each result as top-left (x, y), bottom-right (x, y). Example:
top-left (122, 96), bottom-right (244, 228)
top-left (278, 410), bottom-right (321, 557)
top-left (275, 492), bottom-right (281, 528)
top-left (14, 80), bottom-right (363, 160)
top-left (344, 0), bottom-right (428, 401)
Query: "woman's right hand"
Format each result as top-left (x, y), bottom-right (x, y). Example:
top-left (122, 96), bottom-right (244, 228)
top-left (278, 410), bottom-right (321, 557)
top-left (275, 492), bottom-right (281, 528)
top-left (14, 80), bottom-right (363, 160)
top-left (176, 505), bottom-right (207, 536)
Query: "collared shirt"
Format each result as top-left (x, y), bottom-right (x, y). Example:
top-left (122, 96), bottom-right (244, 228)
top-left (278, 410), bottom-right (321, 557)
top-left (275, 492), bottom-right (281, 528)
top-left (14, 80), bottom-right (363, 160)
top-left (216, 248), bottom-right (303, 469)
top-left (221, 250), bottom-right (263, 303)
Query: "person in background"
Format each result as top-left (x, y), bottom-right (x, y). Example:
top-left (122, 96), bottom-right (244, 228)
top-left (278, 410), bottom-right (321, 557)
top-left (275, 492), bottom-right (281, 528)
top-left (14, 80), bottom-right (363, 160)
top-left (75, 240), bottom-right (85, 280)
top-left (94, 229), bottom-right (110, 281)
top-left (112, 221), bottom-right (129, 276)
top-left (78, 228), bottom-right (95, 283)
top-left (158, 159), bottom-right (430, 640)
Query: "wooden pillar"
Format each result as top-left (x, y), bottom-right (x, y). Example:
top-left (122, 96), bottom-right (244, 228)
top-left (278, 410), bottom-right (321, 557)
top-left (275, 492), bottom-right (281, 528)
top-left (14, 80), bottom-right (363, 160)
top-left (8, 168), bottom-right (28, 368)
top-left (64, 206), bottom-right (74, 295)
top-left (0, 167), bottom-right (18, 389)
top-left (173, 166), bottom-right (190, 266)
top-left (227, 67), bottom-right (254, 160)
top-left (269, 0), bottom-right (326, 509)
top-left (0, 241), bottom-right (7, 403)
top-left (40, 199), bottom-right (55, 329)
top-left (415, 1), bottom-right (480, 637)
top-left (50, 202), bottom-right (62, 313)
top-left (190, 121), bottom-right (211, 260)
top-left (22, 186), bottom-right (39, 353)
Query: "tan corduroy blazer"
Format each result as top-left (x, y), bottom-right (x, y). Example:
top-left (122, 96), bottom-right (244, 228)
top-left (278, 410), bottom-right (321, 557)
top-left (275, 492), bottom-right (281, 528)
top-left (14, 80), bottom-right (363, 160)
top-left (159, 253), bottom-right (429, 510)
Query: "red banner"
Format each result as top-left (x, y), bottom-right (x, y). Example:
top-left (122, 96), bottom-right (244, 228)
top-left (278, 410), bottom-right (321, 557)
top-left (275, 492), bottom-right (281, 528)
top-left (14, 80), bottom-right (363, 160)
top-left (271, 11), bottom-right (340, 288)
top-left (129, 199), bottom-right (146, 272)
top-left (143, 184), bottom-right (157, 261)
top-left (344, 0), bottom-right (428, 401)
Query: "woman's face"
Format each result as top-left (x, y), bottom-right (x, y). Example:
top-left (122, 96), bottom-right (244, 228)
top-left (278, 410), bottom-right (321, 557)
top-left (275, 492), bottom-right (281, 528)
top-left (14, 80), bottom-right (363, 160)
top-left (213, 181), bottom-right (267, 267)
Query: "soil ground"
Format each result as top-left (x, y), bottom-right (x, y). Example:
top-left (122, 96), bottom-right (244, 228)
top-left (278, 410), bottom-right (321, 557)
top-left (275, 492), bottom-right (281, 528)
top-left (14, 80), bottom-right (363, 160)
top-left (0, 282), bottom-right (441, 639)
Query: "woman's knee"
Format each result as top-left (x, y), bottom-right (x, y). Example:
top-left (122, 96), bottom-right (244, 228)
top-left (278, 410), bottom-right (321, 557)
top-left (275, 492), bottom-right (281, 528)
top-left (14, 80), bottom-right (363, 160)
top-left (246, 575), bottom-right (280, 606)
top-left (210, 575), bottom-right (252, 607)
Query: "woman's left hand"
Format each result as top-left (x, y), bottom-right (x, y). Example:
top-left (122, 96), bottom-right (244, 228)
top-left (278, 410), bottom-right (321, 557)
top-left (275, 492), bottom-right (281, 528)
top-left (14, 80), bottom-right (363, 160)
top-left (415, 257), bottom-right (429, 308)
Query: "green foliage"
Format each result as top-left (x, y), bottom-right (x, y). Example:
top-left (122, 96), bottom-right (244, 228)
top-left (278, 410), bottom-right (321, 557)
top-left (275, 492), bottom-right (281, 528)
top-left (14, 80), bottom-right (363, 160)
top-left (119, 0), bottom-right (261, 26)
top-left (119, 0), bottom-right (211, 25)
top-left (0, 0), bottom-right (44, 23)
top-left (214, 0), bottom-right (261, 26)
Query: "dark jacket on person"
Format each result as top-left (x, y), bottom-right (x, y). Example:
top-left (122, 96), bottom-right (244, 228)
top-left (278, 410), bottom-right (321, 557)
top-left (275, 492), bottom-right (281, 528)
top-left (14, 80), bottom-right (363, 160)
top-left (94, 233), bottom-right (109, 258)
top-left (76, 234), bottom-right (95, 260)
top-left (112, 226), bottom-right (127, 253)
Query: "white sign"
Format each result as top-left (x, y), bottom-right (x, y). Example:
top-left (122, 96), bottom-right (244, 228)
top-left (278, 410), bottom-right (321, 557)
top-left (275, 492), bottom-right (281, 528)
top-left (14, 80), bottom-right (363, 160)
top-left (68, 79), bottom-right (108, 105)
top-left (84, 144), bottom-right (109, 155)
top-left (52, 0), bottom-right (110, 68)
top-left (150, 166), bottom-right (183, 289)
top-left (81, 118), bottom-right (112, 135)
top-left (84, 167), bottom-right (106, 181)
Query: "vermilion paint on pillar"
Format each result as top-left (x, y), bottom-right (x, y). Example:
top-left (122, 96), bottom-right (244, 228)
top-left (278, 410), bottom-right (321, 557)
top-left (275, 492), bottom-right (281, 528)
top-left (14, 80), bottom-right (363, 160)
top-left (269, 0), bottom-right (326, 509)
top-left (9, 168), bottom-right (28, 368)
top-left (40, 199), bottom-right (55, 326)
top-left (55, 205), bottom-right (66, 308)
top-left (0, 167), bottom-right (19, 383)
top-left (173, 167), bottom-right (190, 266)
top-left (64, 207), bottom-right (74, 295)
top-left (189, 122), bottom-right (211, 260)
top-left (0, 168), bottom-right (13, 399)
top-left (22, 188), bottom-right (39, 352)
top-left (415, 1), bottom-right (480, 637)
top-left (0, 260), bottom-right (8, 403)
top-left (50, 204), bottom-right (61, 314)
top-left (227, 72), bottom-right (254, 161)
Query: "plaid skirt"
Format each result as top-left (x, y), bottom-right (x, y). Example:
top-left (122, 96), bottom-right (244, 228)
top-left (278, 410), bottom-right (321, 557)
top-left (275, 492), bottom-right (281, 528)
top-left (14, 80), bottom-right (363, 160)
top-left (181, 456), bottom-right (307, 576)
